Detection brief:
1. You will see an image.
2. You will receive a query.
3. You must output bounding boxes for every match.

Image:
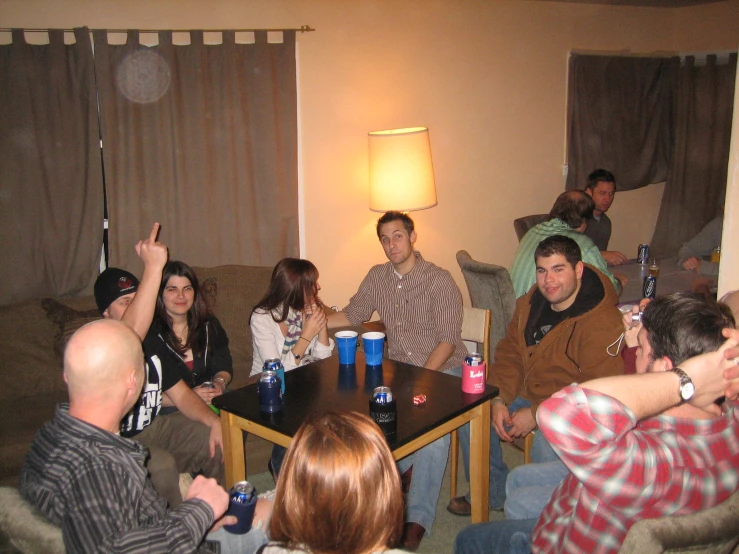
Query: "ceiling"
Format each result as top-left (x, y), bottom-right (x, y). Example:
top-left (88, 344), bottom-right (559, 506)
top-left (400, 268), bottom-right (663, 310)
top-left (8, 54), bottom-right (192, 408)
top-left (533, 0), bottom-right (725, 7)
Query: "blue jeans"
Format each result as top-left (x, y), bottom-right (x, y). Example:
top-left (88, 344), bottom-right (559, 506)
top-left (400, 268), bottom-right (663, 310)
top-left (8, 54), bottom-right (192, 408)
top-left (208, 526), bottom-right (268, 554)
top-left (270, 444), bottom-right (287, 477)
top-left (393, 365), bottom-right (460, 534)
top-left (504, 460), bottom-right (568, 520)
top-left (454, 518), bottom-right (535, 554)
top-left (447, 365), bottom-right (558, 508)
top-left (397, 434), bottom-right (450, 534)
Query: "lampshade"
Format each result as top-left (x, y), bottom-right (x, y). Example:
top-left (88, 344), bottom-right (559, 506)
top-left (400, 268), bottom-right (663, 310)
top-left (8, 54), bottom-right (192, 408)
top-left (368, 126), bottom-right (438, 213)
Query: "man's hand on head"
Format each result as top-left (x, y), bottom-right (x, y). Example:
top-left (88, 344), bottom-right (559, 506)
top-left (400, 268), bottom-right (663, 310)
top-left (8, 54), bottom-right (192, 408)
top-left (722, 328), bottom-right (739, 400)
top-left (602, 251), bottom-right (628, 266)
top-left (135, 222), bottom-right (168, 271)
top-left (680, 332), bottom-right (739, 407)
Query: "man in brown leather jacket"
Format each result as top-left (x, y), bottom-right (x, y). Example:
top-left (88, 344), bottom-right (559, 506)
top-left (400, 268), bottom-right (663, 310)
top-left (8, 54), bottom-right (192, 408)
top-left (448, 234), bottom-right (624, 516)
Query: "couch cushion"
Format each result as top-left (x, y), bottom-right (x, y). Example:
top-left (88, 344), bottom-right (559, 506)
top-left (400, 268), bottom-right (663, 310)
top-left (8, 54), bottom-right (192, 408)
top-left (193, 265), bottom-right (273, 388)
top-left (0, 300), bottom-right (66, 402)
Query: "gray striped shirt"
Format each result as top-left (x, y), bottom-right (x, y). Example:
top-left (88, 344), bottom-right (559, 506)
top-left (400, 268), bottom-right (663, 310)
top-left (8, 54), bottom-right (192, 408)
top-left (344, 252), bottom-right (467, 371)
top-left (20, 404), bottom-right (213, 553)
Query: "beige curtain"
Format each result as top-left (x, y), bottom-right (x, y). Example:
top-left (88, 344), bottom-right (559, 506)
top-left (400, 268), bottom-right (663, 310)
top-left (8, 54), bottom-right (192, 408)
top-left (650, 54), bottom-right (736, 257)
top-left (566, 54), bottom-right (677, 192)
top-left (0, 28), bottom-right (103, 305)
top-left (93, 30), bottom-right (298, 272)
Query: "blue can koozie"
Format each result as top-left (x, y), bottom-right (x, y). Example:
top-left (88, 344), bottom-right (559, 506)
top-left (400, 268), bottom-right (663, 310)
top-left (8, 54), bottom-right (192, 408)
top-left (224, 481), bottom-right (257, 534)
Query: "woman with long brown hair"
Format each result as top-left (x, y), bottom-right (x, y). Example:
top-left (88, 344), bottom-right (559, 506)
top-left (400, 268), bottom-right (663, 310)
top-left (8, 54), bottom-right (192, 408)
top-left (260, 411), bottom-right (405, 554)
top-left (250, 258), bottom-right (334, 376)
top-left (251, 258), bottom-right (335, 478)
top-left (154, 260), bottom-right (232, 404)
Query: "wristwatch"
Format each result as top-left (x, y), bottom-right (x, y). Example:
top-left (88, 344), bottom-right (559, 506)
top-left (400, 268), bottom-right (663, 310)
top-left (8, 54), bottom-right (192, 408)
top-left (672, 367), bottom-right (695, 405)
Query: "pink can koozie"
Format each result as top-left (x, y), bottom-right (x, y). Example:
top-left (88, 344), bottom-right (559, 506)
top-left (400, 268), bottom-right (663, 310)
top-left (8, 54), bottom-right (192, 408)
top-left (461, 353), bottom-right (486, 394)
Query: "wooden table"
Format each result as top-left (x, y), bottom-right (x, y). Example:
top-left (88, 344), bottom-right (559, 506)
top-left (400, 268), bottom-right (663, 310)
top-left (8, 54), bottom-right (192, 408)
top-left (617, 257), bottom-right (700, 304)
top-left (213, 352), bottom-right (499, 523)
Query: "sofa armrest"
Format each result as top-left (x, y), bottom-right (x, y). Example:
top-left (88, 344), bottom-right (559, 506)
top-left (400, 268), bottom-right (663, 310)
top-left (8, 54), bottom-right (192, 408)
top-left (619, 489), bottom-right (739, 553)
top-left (0, 487), bottom-right (65, 554)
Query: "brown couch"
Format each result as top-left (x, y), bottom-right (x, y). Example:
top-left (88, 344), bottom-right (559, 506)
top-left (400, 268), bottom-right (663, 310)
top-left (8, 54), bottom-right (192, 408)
top-left (0, 264), bottom-right (276, 488)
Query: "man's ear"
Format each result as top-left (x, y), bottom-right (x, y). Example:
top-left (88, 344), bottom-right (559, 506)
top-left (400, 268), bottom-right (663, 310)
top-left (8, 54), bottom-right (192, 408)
top-left (651, 356), bottom-right (674, 373)
top-left (409, 230), bottom-right (417, 245)
top-left (575, 261), bottom-right (584, 279)
top-left (125, 366), bottom-right (141, 394)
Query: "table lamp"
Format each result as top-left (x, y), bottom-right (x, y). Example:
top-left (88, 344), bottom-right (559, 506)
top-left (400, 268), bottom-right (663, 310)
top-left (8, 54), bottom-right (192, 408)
top-left (368, 126), bottom-right (438, 212)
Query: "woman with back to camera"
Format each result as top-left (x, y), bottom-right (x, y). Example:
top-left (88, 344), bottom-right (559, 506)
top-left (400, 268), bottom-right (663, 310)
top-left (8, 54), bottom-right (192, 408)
top-left (250, 258), bottom-right (335, 478)
top-left (250, 258), bottom-right (334, 376)
top-left (258, 411), bottom-right (406, 554)
top-left (154, 260), bottom-right (233, 405)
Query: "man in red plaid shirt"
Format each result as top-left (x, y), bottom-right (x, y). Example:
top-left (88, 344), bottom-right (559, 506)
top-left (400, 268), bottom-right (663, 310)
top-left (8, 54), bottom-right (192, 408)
top-left (455, 293), bottom-right (739, 554)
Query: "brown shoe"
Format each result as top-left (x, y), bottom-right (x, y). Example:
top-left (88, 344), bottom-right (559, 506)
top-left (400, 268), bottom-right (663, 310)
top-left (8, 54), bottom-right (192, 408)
top-left (400, 466), bottom-right (413, 494)
top-left (401, 522), bottom-right (426, 552)
top-left (446, 495), bottom-right (472, 516)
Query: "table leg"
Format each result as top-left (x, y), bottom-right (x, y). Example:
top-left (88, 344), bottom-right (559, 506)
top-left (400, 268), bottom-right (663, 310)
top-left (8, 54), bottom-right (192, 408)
top-left (469, 400), bottom-right (491, 523)
top-left (220, 410), bottom-right (245, 488)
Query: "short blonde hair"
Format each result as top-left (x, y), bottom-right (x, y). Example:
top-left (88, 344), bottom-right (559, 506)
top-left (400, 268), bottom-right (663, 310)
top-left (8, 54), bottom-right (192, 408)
top-left (269, 411), bottom-right (403, 554)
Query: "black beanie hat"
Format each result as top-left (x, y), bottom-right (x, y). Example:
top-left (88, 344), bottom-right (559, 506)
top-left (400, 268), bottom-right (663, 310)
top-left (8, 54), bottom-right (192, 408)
top-left (94, 268), bottom-right (140, 314)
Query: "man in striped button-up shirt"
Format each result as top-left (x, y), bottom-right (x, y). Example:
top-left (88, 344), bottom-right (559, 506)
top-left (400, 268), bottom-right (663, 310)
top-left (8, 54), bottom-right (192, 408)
top-left (329, 210), bottom-right (467, 551)
top-left (20, 319), bottom-right (268, 553)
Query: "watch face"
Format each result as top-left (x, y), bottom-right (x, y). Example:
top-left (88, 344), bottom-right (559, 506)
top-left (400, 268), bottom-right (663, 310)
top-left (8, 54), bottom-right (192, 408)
top-left (681, 382), bottom-right (696, 401)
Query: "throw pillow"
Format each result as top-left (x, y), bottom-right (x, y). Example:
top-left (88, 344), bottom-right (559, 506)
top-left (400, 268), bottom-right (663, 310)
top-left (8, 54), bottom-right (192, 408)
top-left (41, 298), bottom-right (101, 366)
top-left (201, 276), bottom-right (218, 313)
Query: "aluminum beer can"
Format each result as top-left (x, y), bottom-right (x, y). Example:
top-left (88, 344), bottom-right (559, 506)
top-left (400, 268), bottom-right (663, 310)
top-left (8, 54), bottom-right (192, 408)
top-left (230, 481), bottom-right (255, 503)
top-left (637, 244), bottom-right (650, 264)
top-left (372, 386), bottom-right (394, 404)
top-left (370, 386), bottom-right (397, 436)
top-left (465, 353), bottom-right (483, 367)
top-left (643, 275), bottom-right (657, 299)
top-left (263, 359), bottom-right (286, 395)
top-left (258, 370), bottom-right (283, 413)
top-left (225, 481), bottom-right (257, 534)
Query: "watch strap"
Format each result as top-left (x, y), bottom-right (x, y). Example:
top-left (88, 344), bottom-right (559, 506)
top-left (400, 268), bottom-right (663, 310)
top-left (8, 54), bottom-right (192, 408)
top-left (672, 367), bottom-right (694, 405)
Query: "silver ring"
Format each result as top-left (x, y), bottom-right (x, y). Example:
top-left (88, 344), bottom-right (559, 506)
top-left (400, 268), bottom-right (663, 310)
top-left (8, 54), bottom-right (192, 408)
top-left (733, 357), bottom-right (739, 366)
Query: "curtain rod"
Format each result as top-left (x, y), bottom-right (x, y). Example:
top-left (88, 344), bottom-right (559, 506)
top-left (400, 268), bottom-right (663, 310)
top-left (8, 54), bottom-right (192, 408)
top-left (0, 25), bottom-right (315, 33)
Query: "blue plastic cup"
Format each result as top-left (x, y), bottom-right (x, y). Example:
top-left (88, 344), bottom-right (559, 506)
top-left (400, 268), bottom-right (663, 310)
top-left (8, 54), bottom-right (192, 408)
top-left (362, 332), bottom-right (385, 366)
top-left (335, 331), bottom-right (358, 364)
